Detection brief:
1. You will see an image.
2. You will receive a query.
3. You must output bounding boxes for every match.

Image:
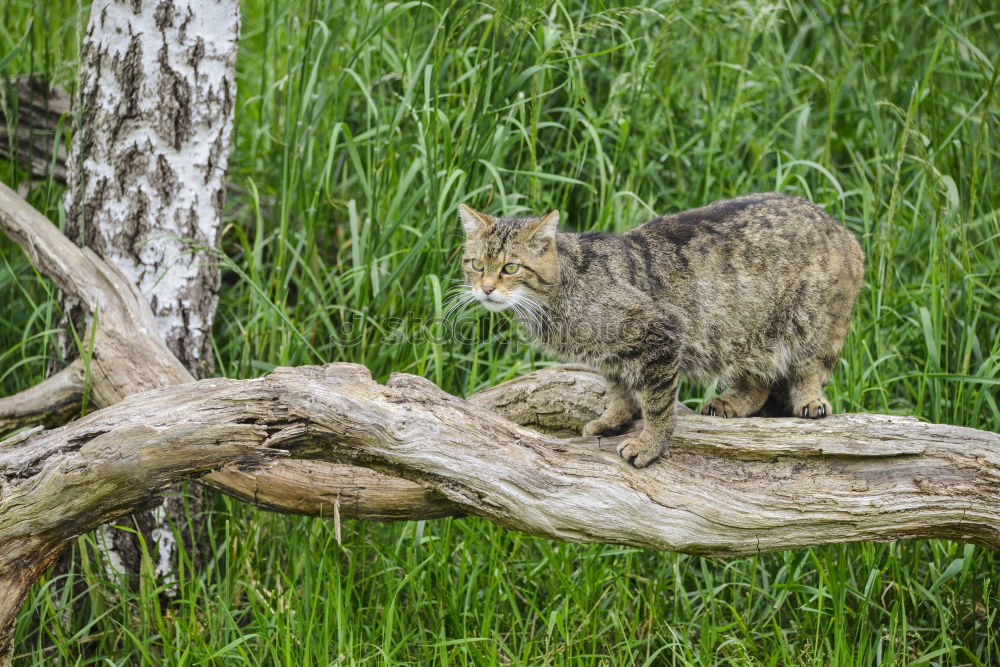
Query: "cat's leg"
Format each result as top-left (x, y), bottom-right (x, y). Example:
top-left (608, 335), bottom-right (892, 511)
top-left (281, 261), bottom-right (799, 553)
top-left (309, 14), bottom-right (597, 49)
top-left (787, 358), bottom-right (833, 418)
top-left (702, 381), bottom-right (769, 418)
top-left (617, 363), bottom-right (679, 468)
top-left (789, 300), bottom-right (852, 418)
top-left (583, 377), bottom-right (639, 436)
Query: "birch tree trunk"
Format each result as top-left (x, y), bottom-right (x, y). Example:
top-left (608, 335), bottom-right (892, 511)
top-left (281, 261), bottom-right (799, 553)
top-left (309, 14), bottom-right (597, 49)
top-left (60, 0), bottom-right (239, 584)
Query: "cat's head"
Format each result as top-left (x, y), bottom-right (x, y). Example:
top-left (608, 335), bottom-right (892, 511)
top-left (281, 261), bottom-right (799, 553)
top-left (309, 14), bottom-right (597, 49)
top-left (458, 204), bottom-right (560, 312)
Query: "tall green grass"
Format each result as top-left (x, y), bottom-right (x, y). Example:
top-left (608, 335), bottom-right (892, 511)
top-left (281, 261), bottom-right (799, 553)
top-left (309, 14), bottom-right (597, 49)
top-left (2, 0), bottom-right (998, 664)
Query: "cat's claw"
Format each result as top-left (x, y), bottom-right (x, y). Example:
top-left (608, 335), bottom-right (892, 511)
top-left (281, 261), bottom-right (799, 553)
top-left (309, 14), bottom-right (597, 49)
top-left (701, 397), bottom-right (740, 418)
top-left (616, 436), bottom-right (663, 468)
top-left (797, 399), bottom-right (830, 419)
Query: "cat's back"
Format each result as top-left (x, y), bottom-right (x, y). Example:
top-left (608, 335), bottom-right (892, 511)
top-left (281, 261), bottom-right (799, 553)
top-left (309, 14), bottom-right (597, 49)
top-left (632, 193), bottom-right (861, 270)
top-left (544, 193), bottom-right (863, 385)
top-left (560, 193), bottom-right (863, 297)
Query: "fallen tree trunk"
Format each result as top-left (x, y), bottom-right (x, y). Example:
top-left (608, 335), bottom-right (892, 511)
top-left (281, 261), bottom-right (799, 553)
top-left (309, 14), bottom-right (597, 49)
top-left (15, 360), bottom-right (996, 559)
top-left (3, 361), bottom-right (1000, 657)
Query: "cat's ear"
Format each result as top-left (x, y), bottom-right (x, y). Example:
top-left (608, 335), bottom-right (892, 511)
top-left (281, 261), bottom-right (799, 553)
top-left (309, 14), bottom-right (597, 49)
top-left (527, 210), bottom-right (559, 242)
top-left (458, 204), bottom-right (491, 237)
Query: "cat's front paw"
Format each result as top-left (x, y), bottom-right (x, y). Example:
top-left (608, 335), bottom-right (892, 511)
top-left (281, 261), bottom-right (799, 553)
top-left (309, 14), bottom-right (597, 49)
top-left (583, 416), bottom-right (630, 437)
top-left (796, 398), bottom-right (831, 418)
top-left (617, 436), bottom-right (664, 468)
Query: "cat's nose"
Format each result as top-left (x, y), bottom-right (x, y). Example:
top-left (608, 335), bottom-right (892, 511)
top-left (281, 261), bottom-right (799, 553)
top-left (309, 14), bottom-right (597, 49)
top-left (482, 285), bottom-right (495, 295)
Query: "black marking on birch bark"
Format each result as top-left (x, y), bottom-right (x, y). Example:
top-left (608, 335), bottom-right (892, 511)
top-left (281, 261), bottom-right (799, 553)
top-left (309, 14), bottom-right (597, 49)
top-left (156, 43), bottom-right (193, 150)
top-left (154, 154), bottom-right (178, 201)
top-left (112, 33), bottom-right (145, 143)
top-left (115, 142), bottom-right (149, 196)
top-left (154, 0), bottom-right (176, 29)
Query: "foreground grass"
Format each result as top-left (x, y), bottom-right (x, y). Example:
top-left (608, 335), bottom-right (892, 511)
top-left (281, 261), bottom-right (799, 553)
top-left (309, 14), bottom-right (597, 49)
top-left (2, 0), bottom-right (998, 664)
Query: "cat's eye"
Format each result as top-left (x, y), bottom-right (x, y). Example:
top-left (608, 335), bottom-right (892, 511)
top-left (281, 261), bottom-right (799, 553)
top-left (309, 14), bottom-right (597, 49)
top-left (470, 259), bottom-right (484, 272)
top-left (501, 262), bottom-right (520, 275)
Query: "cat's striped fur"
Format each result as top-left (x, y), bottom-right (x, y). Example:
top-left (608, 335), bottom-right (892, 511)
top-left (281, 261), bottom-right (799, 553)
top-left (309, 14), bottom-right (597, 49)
top-left (459, 194), bottom-right (864, 467)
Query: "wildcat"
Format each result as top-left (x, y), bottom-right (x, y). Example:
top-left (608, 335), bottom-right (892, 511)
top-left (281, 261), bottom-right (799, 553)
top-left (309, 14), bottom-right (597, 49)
top-left (458, 194), bottom-right (864, 467)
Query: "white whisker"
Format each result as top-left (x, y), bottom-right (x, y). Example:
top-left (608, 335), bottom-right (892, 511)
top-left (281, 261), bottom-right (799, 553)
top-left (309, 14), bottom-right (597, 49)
top-left (508, 290), bottom-right (550, 335)
top-left (513, 291), bottom-right (553, 333)
top-left (444, 291), bottom-right (477, 322)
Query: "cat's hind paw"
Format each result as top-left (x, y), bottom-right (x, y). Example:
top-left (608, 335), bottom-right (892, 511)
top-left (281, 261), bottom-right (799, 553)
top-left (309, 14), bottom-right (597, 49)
top-left (617, 436), bottom-right (663, 468)
top-left (701, 396), bottom-right (742, 418)
top-left (796, 398), bottom-right (831, 418)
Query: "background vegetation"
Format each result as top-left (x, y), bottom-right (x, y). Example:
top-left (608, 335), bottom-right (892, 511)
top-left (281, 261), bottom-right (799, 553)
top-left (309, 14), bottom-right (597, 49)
top-left (2, 0), bottom-right (998, 663)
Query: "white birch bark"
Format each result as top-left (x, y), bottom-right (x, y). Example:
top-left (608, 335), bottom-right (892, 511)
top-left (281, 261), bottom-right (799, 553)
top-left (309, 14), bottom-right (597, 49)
top-left (61, 0), bottom-right (240, 583)
top-left (65, 0), bottom-right (238, 372)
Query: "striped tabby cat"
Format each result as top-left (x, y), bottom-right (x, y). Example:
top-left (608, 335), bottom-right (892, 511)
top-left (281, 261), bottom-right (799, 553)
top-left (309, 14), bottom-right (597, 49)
top-left (459, 194), bottom-right (864, 467)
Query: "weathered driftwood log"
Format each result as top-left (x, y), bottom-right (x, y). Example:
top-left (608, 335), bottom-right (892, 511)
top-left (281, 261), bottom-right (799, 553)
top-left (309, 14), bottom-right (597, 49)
top-left (3, 361), bottom-right (1000, 658)
top-left (11, 362), bottom-right (1000, 556)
